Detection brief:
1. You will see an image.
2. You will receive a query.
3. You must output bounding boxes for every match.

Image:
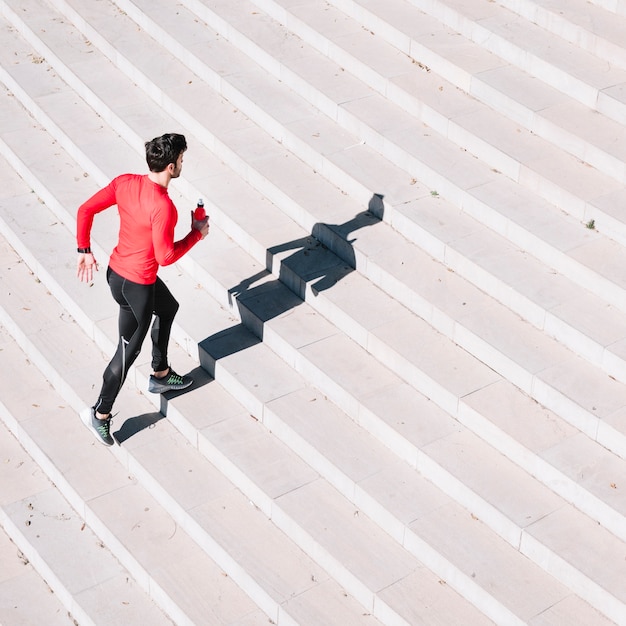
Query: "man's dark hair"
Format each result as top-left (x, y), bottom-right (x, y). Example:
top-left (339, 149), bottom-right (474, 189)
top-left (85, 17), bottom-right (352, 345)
top-left (145, 133), bottom-right (187, 172)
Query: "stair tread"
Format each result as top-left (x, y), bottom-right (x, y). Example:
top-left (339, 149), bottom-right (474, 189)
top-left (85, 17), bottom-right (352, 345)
top-left (498, 0), bottom-right (626, 60)
top-left (0, 524), bottom-right (76, 626)
top-left (0, 412), bottom-right (175, 626)
top-left (250, 0), bottom-right (626, 190)
top-left (402, 0), bottom-right (626, 92)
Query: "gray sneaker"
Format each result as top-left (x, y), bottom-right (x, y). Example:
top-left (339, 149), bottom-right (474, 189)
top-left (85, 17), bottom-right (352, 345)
top-left (148, 368), bottom-right (193, 394)
top-left (80, 406), bottom-right (114, 446)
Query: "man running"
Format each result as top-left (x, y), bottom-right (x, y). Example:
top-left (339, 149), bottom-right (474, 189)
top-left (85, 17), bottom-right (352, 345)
top-left (76, 133), bottom-right (209, 446)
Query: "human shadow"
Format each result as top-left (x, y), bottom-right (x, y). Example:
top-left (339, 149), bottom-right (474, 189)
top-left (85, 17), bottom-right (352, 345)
top-left (268, 192), bottom-right (384, 297)
top-left (117, 196), bottom-right (385, 440)
top-left (199, 194), bottom-right (385, 375)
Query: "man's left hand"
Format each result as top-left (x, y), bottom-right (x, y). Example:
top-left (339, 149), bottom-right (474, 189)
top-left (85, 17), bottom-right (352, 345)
top-left (77, 252), bottom-right (99, 283)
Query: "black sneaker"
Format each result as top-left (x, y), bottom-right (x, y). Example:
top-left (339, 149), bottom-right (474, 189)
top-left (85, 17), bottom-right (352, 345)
top-left (148, 368), bottom-right (193, 394)
top-left (80, 407), bottom-right (114, 446)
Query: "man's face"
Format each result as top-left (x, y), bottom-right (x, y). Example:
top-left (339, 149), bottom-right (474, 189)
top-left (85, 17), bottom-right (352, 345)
top-left (170, 152), bottom-right (184, 178)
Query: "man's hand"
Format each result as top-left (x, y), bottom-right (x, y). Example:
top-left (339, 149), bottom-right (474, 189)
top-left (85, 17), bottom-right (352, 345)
top-left (77, 251), bottom-right (99, 283)
top-left (191, 210), bottom-right (210, 239)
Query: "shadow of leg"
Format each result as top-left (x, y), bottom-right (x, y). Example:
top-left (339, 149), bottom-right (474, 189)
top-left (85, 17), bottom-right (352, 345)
top-left (113, 412), bottom-right (166, 444)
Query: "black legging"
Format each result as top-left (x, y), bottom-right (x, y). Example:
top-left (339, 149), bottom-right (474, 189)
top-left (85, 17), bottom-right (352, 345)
top-left (95, 267), bottom-right (179, 415)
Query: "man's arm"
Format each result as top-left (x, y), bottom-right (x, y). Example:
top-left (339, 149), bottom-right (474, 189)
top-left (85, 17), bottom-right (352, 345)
top-left (151, 199), bottom-right (207, 267)
top-left (76, 181), bottom-right (117, 283)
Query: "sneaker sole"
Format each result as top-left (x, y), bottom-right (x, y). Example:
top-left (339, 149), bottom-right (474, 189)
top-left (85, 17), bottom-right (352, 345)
top-left (148, 380), bottom-right (193, 394)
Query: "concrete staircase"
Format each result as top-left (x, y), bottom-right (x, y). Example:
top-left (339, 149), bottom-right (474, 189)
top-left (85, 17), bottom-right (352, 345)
top-left (1, 0), bottom-right (626, 623)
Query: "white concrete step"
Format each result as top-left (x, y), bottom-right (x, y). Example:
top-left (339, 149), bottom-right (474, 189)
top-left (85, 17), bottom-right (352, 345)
top-left (0, 525), bottom-right (76, 626)
top-left (395, 0), bottom-right (626, 118)
top-left (496, 0), bottom-right (626, 70)
top-left (591, 0), bottom-right (626, 17)
top-left (0, 239), bottom-right (395, 625)
top-left (0, 396), bottom-right (176, 626)
top-left (0, 341), bottom-right (273, 626)
top-left (247, 0), bottom-right (626, 244)
top-left (186, 0), bottom-right (626, 218)
top-left (0, 420), bottom-right (147, 626)
top-left (195, 401), bottom-right (615, 626)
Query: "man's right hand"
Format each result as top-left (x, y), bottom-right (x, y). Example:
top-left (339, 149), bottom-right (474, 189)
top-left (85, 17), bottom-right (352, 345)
top-left (77, 252), bottom-right (99, 283)
top-left (191, 210), bottom-right (210, 239)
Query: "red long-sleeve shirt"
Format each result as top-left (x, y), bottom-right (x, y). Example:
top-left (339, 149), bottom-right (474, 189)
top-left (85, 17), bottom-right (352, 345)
top-left (77, 174), bottom-right (201, 285)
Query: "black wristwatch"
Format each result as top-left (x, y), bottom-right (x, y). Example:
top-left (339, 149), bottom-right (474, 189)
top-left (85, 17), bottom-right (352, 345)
top-left (77, 247), bottom-right (91, 254)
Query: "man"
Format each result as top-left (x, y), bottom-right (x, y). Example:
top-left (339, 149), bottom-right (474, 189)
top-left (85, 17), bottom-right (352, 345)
top-left (76, 133), bottom-right (209, 446)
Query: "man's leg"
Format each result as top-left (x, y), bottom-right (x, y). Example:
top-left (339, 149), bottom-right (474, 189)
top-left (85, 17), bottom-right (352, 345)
top-left (96, 269), bottom-right (155, 413)
top-left (147, 278), bottom-right (192, 393)
top-left (83, 269), bottom-right (155, 446)
top-left (150, 276), bottom-right (179, 374)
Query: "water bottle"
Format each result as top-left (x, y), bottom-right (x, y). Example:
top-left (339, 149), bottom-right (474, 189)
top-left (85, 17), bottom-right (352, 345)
top-left (194, 198), bottom-right (206, 221)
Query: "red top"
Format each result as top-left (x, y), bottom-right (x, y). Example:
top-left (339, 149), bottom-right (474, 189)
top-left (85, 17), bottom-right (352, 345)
top-left (77, 174), bottom-right (202, 285)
